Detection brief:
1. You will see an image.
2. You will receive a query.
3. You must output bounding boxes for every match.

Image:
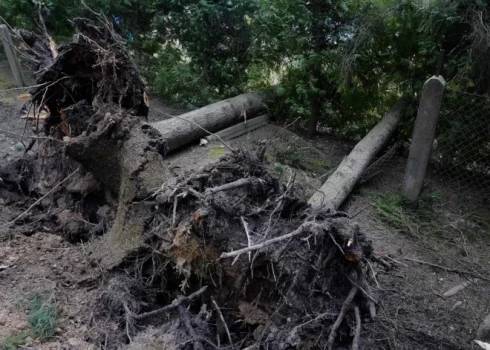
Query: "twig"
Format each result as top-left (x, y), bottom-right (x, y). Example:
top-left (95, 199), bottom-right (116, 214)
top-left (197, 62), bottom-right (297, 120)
top-left (211, 297), bottom-right (234, 350)
top-left (206, 178), bottom-right (256, 195)
top-left (352, 306), bottom-right (361, 350)
top-left (0, 168), bottom-right (80, 230)
top-left (178, 306), bottom-right (205, 350)
top-left (402, 257), bottom-right (490, 282)
top-left (350, 204), bottom-right (370, 219)
top-left (122, 302), bottom-right (133, 343)
top-left (241, 216), bottom-right (252, 262)
top-left (133, 286), bottom-right (208, 320)
top-left (346, 274), bottom-right (377, 306)
top-left (0, 82), bottom-right (50, 93)
top-left (155, 108), bottom-right (236, 152)
top-left (172, 192), bottom-right (185, 229)
top-left (293, 311), bottom-right (336, 330)
top-left (327, 285), bottom-right (358, 350)
top-left (356, 265), bottom-right (377, 319)
top-left (366, 259), bottom-right (381, 288)
top-left (220, 222), bottom-right (323, 259)
top-left (0, 128), bottom-right (63, 142)
top-left (328, 231), bottom-right (345, 255)
top-left (252, 171), bottom-right (295, 264)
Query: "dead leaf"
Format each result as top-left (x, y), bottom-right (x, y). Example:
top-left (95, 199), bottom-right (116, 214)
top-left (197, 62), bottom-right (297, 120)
top-left (61, 122), bottom-right (69, 135)
top-left (21, 110), bottom-right (48, 120)
top-left (18, 93), bottom-right (31, 100)
top-left (238, 301), bottom-right (268, 325)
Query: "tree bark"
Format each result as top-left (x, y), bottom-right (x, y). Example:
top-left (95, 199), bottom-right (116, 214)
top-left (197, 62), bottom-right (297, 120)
top-left (308, 96), bottom-right (409, 211)
top-left (152, 90), bottom-right (275, 153)
top-left (307, 91), bottom-right (321, 138)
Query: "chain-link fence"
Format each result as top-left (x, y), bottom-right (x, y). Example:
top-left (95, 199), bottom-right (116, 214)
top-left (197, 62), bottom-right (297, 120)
top-left (430, 88), bottom-right (490, 205)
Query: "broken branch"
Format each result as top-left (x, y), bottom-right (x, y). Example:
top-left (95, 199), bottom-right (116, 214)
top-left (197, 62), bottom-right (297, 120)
top-left (327, 285), bottom-right (358, 350)
top-left (352, 306), bottom-right (361, 350)
top-left (206, 178), bottom-right (256, 195)
top-left (220, 222), bottom-right (324, 260)
top-left (178, 305), bottom-right (205, 350)
top-left (211, 297), bottom-right (234, 350)
top-left (133, 286), bottom-right (208, 320)
top-left (402, 257), bottom-right (489, 282)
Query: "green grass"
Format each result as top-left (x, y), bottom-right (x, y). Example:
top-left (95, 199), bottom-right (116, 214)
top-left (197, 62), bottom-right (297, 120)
top-left (369, 189), bottom-right (446, 238)
top-left (0, 295), bottom-right (60, 349)
top-left (368, 187), bottom-right (490, 242)
top-left (28, 295), bottom-right (59, 339)
top-left (208, 145), bottom-right (225, 158)
top-left (0, 332), bottom-right (29, 350)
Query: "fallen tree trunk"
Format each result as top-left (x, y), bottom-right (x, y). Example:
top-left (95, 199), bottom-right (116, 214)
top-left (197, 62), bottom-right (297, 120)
top-left (153, 91), bottom-right (275, 153)
top-left (308, 96), bottom-right (410, 211)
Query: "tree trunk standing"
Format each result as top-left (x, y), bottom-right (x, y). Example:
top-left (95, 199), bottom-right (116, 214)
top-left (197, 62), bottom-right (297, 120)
top-left (307, 86), bottom-right (321, 138)
top-left (308, 96), bottom-right (409, 211)
top-left (306, 1), bottom-right (326, 138)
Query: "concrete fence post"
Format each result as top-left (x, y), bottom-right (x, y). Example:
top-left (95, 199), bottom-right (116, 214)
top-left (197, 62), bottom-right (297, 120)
top-left (0, 24), bottom-right (26, 87)
top-left (402, 75), bottom-right (446, 202)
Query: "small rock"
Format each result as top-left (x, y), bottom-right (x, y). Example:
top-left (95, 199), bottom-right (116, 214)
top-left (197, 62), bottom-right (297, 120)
top-left (67, 338), bottom-right (96, 350)
top-left (450, 300), bottom-right (463, 311)
top-left (14, 320), bottom-right (28, 330)
top-left (478, 313), bottom-right (490, 342)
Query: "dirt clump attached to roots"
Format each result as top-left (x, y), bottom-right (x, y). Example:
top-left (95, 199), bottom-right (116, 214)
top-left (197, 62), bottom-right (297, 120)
top-left (87, 148), bottom-right (381, 350)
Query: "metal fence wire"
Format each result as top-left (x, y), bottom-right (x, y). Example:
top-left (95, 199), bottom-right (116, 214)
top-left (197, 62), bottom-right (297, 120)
top-left (430, 88), bottom-right (490, 202)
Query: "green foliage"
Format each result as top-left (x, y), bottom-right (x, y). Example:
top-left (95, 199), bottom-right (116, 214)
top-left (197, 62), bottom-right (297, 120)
top-left (208, 145), bottom-right (225, 158)
top-left (0, 332), bottom-right (29, 350)
top-left (369, 188), bottom-right (446, 238)
top-left (269, 137), bottom-right (330, 174)
top-left (28, 295), bottom-right (59, 339)
top-left (2, 0), bottom-right (489, 144)
top-left (0, 295), bottom-right (59, 349)
top-left (152, 46), bottom-right (219, 107)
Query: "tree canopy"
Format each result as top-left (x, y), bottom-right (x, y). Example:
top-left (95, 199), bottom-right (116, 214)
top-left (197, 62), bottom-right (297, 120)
top-left (1, 0), bottom-right (488, 137)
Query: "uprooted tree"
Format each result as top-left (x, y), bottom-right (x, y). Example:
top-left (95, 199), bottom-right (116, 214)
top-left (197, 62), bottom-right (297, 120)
top-left (0, 9), bottom-right (397, 350)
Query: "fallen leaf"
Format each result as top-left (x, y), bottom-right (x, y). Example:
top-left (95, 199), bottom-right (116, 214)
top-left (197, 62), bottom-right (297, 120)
top-left (21, 110), bottom-right (48, 120)
top-left (17, 93), bottom-right (31, 99)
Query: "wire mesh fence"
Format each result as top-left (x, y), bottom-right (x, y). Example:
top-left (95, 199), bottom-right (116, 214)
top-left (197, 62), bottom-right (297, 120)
top-left (430, 88), bottom-right (490, 205)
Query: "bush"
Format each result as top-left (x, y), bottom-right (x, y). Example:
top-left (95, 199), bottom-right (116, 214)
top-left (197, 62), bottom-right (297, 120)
top-left (151, 46), bottom-right (220, 108)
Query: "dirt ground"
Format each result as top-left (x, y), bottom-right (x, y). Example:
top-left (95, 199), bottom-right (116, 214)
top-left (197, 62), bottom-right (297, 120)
top-left (1, 63), bottom-right (490, 349)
